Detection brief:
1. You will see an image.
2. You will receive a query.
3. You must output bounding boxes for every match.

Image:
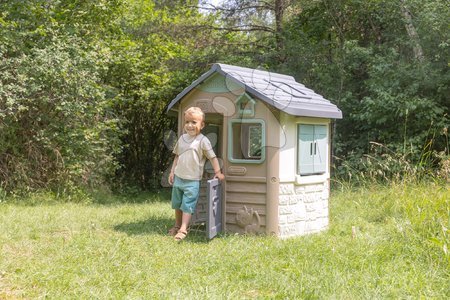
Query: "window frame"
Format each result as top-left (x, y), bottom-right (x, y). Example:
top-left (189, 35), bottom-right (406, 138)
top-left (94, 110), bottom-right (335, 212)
top-left (228, 119), bottom-right (266, 164)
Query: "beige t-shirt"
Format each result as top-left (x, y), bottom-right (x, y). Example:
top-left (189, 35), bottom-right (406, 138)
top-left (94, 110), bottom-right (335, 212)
top-left (173, 133), bottom-right (216, 180)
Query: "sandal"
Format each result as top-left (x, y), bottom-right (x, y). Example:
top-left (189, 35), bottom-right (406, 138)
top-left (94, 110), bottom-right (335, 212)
top-left (168, 225), bottom-right (181, 236)
top-left (174, 230), bottom-right (188, 241)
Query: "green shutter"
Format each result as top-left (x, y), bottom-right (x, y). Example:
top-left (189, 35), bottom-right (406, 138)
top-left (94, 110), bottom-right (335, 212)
top-left (298, 125), bottom-right (314, 175)
top-left (313, 125), bottom-right (327, 174)
top-left (298, 124), bottom-right (328, 175)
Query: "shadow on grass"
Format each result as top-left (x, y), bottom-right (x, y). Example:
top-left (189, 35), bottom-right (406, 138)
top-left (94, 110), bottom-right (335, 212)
top-left (92, 189), bottom-right (172, 205)
top-left (114, 219), bottom-right (211, 243)
top-left (114, 216), bottom-right (173, 236)
top-left (182, 224), bottom-right (211, 244)
top-left (2, 188), bottom-right (173, 206)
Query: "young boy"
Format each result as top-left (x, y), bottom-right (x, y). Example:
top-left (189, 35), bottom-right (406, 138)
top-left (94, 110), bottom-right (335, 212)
top-left (168, 107), bottom-right (224, 241)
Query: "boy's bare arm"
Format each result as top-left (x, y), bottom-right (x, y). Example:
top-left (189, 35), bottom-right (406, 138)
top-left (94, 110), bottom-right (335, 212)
top-left (168, 155), bottom-right (179, 185)
top-left (210, 157), bottom-right (225, 181)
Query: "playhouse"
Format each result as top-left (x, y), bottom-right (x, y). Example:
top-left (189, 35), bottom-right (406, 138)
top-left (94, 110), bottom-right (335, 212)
top-left (167, 63), bottom-right (342, 238)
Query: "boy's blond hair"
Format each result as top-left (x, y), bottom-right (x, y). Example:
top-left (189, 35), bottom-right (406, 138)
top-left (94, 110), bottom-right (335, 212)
top-left (184, 107), bottom-right (205, 122)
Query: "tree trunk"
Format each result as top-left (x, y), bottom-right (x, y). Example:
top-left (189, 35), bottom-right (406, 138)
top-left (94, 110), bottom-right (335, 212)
top-left (274, 0), bottom-right (286, 61)
top-left (399, 0), bottom-right (424, 62)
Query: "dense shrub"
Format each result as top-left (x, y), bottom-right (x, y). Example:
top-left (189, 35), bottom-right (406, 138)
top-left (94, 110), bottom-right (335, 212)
top-left (0, 36), bottom-right (121, 192)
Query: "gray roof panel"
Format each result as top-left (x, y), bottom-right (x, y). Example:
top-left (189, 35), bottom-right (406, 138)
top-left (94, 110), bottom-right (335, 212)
top-left (167, 63), bottom-right (342, 119)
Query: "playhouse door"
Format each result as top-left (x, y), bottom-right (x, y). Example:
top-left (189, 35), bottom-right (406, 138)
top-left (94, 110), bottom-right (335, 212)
top-left (206, 178), bottom-right (222, 239)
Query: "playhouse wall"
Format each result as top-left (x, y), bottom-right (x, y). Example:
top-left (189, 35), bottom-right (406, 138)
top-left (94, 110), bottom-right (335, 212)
top-left (177, 88), bottom-right (281, 235)
top-left (278, 113), bottom-right (331, 238)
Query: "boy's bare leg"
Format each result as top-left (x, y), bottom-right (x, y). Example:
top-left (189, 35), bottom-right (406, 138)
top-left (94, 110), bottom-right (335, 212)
top-left (180, 212), bottom-right (192, 233)
top-left (169, 209), bottom-right (183, 236)
top-left (174, 209), bottom-right (183, 227)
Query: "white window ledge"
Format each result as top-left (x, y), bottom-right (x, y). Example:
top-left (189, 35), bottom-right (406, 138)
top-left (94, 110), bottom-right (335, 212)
top-left (295, 173), bottom-right (329, 185)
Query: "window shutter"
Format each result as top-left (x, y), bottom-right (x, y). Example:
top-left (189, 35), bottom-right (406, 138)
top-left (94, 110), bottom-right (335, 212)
top-left (313, 125), bottom-right (327, 174)
top-left (298, 124), bottom-right (328, 175)
top-left (298, 124), bottom-right (315, 175)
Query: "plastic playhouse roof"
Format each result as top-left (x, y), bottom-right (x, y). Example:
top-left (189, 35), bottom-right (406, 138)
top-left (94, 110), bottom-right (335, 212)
top-left (167, 63), bottom-right (342, 119)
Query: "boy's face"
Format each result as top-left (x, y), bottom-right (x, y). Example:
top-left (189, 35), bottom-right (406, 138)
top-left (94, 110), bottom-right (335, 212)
top-left (184, 112), bottom-right (204, 136)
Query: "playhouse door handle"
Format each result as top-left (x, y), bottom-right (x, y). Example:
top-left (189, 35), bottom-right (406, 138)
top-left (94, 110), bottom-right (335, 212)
top-left (310, 143), bottom-right (313, 156)
top-left (314, 142), bottom-right (317, 155)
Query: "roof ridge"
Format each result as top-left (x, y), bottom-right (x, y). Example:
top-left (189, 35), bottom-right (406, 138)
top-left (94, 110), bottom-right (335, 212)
top-left (214, 63), bottom-right (295, 81)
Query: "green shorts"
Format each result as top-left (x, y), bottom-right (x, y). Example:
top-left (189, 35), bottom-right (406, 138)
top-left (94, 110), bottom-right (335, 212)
top-left (171, 176), bottom-right (200, 214)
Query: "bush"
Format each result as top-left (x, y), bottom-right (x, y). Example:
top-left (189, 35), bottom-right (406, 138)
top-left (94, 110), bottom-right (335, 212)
top-left (0, 35), bottom-right (121, 193)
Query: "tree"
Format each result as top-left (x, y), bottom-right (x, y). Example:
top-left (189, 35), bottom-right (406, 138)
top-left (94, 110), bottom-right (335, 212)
top-left (278, 0), bottom-right (449, 179)
top-left (107, 0), bottom-right (234, 189)
top-left (0, 0), bottom-right (123, 192)
top-left (198, 0), bottom-right (295, 63)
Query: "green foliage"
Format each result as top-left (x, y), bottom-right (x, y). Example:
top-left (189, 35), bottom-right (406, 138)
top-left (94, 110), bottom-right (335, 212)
top-left (0, 1), bottom-right (122, 193)
top-left (0, 35), bottom-right (121, 192)
top-left (0, 0), bottom-right (243, 192)
top-left (276, 0), bottom-right (450, 180)
top-left (1, 0), bottom-right (449, 193)
top-left (334, 141), bottom-right (450, 185)
top-left (107, 0), bottom-right (234, 189)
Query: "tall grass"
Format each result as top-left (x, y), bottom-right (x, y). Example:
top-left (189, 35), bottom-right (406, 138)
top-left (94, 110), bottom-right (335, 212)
top-left (0, 183), bottom-right (448, 299)
top-left (334, 140), bottom-right (449, 186)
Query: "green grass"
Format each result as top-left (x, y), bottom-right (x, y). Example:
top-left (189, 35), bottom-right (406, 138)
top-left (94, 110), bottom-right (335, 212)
top-left (0, 183), bottom-right (449, 299)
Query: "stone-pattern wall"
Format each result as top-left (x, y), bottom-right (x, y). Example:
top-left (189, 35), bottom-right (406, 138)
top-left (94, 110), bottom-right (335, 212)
top-left (278, 181), bottom-right (329, 238)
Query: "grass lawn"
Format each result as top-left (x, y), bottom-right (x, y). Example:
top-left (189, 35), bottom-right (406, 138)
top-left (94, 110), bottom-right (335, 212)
top-left (0, 183), bottom-right (449, 299)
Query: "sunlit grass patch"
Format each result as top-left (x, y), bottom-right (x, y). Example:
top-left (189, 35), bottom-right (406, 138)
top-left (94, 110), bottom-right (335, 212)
top-left (0, 183), bottom-right (448, 298)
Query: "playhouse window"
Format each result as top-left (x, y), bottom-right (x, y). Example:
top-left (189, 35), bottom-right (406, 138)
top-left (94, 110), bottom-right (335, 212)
top-left (228, 119), bottom-right (265, 163)
top-left (297, 124), bottom-right (327, 175)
